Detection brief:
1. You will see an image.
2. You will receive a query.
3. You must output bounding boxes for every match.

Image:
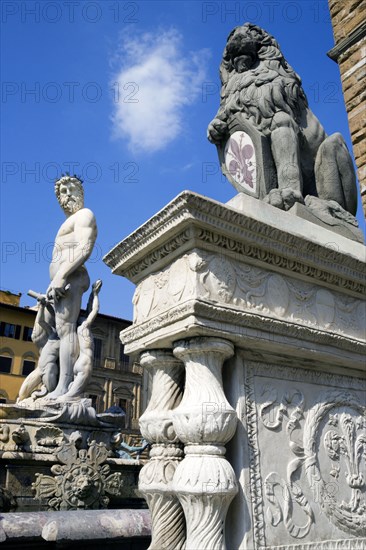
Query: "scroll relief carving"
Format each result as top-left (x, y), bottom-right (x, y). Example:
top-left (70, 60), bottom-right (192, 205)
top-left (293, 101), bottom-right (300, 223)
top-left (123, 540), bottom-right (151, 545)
top-left (132, 251), bottom-right (364, 342)
top-left (260, 387), bottom-right (366, 539)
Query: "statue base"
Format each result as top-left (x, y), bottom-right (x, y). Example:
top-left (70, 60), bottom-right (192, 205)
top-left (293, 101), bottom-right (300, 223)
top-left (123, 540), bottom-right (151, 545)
top-left (228, 192), bottom-right (364, 243)
top-left (0, 399), bottom-right (144, 512)
top-left (104, 190), bottom-right (366, 549)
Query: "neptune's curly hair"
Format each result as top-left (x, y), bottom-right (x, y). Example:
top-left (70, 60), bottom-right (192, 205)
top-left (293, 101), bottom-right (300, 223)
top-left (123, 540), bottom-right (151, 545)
top-left (54, 174), bottom-right (84, 203)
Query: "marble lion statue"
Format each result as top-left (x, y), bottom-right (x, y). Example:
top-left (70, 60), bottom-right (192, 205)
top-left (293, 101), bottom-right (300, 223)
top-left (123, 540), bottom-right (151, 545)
top-left (208, 23), bottom-right (357, 218)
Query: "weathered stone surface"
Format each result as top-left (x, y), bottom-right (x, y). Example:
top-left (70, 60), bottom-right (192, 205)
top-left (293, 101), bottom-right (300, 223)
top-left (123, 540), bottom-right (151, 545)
top-left (328, 0), bottom-right (366, 218)
top-left (172, 337), bottom-right (238, 550)
top-left (105, 191), bottom-right (365, 368)
top-left (32, 439), bottom-right (124, 511)
top-left (0, 414), bottom-right (143, 512)
top-left (138, 351), bottom-right (185, 549)
top-left (0, 508), bottom-right (151, 543)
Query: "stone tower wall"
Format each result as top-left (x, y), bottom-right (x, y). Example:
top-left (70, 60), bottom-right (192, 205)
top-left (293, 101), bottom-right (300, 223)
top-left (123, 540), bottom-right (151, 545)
top-left (328, 0), bottom-right (366, 216)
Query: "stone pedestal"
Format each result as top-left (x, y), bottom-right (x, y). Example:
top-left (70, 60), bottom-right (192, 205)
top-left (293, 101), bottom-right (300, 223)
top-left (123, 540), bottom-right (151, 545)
top-left (104, 191), bottom-right (366, 549)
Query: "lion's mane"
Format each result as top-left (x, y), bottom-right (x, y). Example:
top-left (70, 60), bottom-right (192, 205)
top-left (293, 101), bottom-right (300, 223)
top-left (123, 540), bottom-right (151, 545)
top-left (218, 23), bottom-right (308, 135)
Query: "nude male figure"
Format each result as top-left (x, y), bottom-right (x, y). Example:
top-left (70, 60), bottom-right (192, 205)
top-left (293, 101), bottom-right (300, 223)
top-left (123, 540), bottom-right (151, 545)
top-left (59, 280), bottom-right (102, 401)
top-left (46, 176), bottom-right (97, 398)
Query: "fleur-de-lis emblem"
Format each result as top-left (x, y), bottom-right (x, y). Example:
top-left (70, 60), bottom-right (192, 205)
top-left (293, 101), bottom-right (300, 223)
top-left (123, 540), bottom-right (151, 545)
top-left (225, 132), bottom-right (256, 191)
top-left (324, 412), bottom-right (366, 512)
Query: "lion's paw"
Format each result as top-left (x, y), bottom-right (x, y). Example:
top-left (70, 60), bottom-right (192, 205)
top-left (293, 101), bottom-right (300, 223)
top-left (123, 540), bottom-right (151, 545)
top-left (305, 196), bottom-right (359, 227)
top-left (207, 118), bottom-right (228, 144)
top-left (263, 188), bottom-right (304, 211)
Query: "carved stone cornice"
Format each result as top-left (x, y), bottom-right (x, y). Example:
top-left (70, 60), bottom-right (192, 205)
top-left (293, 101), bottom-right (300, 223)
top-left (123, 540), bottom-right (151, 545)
top-left (259, 541), bottom-right (366, 550)
top-left (120, 299), bottom-right (365, 370)
top-left (327, 21), bottom-right (366, 61)
top-left (104, 191), bottom-right (365, 296)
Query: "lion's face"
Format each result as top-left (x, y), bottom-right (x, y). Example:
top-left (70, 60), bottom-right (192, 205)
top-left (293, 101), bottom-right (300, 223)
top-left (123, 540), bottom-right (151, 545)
top-left (218, 23), bottom-right (307, 134)
top-left (225, 30), bottom-right (259, 73)
top-left (73, 474), bottom-right (94, 499)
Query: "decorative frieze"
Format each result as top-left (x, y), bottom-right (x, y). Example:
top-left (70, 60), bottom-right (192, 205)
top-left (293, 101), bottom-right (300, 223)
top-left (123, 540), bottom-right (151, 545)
top-left (104, 192), bottom-right (365, 294)
top-left (131, 250), bottom-right (364, 343)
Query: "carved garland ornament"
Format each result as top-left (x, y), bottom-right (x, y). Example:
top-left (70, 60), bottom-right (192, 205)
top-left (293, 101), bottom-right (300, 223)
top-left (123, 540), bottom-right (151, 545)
top-left (122, 299), bottom-right (364, 358)
top-left (304, 391), bottom-right (366, 535)
top-left (131, 252), bottom-right (364, 345)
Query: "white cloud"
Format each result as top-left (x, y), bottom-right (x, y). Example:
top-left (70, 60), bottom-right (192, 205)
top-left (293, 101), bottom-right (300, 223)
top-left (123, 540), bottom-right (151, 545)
top-left (111, 29), bottom-right (209, 153)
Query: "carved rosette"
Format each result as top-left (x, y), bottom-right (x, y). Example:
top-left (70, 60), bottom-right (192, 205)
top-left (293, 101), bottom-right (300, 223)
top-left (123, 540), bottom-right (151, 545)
top-left (172, 337), bottom-right (238, 550)
top-left (138, 350), bottom-right (185, 550)
top-left (32, 440), bottom-right (123, 510)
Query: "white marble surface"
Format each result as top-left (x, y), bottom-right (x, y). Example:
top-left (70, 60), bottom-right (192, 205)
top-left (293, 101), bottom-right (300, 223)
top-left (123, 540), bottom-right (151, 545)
top-left (104, 191), bottom-right (366, 549)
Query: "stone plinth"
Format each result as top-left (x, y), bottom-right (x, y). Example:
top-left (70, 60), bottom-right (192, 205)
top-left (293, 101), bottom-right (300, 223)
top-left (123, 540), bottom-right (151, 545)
top-left (0, 508), bottom-right (151, 546)
top-left (104, 191), bottom-right (366, 549)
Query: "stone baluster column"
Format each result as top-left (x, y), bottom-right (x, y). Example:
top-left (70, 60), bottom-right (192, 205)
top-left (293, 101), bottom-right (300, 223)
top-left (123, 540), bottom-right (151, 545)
top-left (138, 350), bottom-right (186, 549)
top-left (172, 337), bottom-right (238, 550)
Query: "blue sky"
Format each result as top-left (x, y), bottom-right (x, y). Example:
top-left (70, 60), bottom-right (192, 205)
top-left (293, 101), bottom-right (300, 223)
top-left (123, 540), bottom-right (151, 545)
top-left (1, 0), bottom-right (365, 320)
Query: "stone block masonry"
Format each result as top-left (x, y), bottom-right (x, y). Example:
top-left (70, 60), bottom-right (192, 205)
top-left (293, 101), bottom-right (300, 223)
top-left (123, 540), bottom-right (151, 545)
top-left (328, 0), bottom-right (366, 216)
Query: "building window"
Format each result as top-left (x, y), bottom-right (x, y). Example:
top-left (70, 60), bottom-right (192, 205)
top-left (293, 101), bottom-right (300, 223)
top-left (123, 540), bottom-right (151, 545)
top-left (0, 390), bottom-right (8, 404)
top-left (0, 322), bottom-right (21, 339)
top-left (22, 360), bottom-right (36, 376)
top-left (118, 398), bottom-right (128, 429)
top-left (93, 338), bottom-right (103, 366)
top-left (22, 326), bottom-right (33, 341)
top-left (119, 344), bottom-right (129, 367)
top-left (0, 356), bottom-right (12, 373)
top-left (88, 394), bottom-right (98, 410)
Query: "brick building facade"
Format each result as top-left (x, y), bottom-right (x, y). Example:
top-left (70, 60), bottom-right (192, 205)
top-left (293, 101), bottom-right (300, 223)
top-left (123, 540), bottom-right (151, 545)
top-left (327, 0), bottom-right (366, 217)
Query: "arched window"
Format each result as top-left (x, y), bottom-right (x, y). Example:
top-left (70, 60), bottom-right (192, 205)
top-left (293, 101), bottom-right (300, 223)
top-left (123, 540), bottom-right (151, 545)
top-left (22, 352), bottom-right (37, 376)
top-left (85, 382), bottom-right (105, 413)
top-left (0, 348), bottom-right (14, 374)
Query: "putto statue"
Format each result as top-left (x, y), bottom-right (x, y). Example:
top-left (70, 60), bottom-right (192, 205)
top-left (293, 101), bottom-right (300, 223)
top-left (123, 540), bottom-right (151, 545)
top-left (208, 23), bottom-right (360, 238)
top-left (18, 175), bottom-right (99, 404)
